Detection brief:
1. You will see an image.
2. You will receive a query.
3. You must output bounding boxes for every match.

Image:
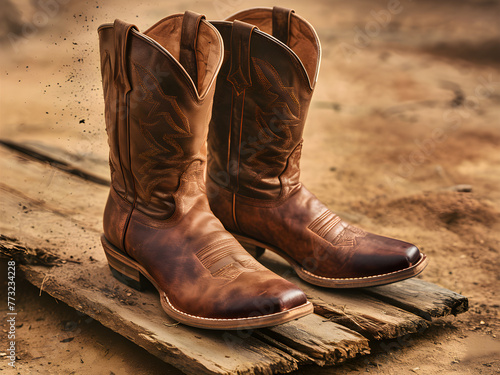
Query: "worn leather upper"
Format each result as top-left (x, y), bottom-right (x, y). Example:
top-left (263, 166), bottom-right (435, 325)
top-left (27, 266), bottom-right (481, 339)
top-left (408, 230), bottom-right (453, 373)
top-left (99, 14), bottom-right (219, 220)
top-left (99, 11), bottom-right (308, 320)
top-left (208, 9), bottom-right (320, 201)
top-left (207, 7), bottom-right (422, 280)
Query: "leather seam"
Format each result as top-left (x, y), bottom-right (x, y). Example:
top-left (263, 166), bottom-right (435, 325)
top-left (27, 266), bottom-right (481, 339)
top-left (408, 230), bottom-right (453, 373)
top-left (277, 141), bottom-right (303, 201)
top-left (122, 92), bottom-right (135, 255)
top-left (162, 293), bottom-right (311, 321)
top-left (103, 49), bottom-right (128, 195)
top-left (226, 88), bottom-right (233, 180)
top-left (235, 89), bottom-right (246, 190)
top-left (299, 255), bottom-right (426, 281)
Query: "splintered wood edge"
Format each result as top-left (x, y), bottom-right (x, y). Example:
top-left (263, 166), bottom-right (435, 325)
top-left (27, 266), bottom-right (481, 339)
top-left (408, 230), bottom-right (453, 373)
top-left (262, 313), bottom-right (370, 366)
top-left (309, 297), bottom-right (429, 341)
top-left (363, 278), bottom-right (469, 321)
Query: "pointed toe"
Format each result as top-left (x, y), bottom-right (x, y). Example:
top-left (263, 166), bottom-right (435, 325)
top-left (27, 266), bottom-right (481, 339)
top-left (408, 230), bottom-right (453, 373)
top-left (405, 245), bottom-right (421, 266)
top-left (279, 286), bottom-right (309, 311)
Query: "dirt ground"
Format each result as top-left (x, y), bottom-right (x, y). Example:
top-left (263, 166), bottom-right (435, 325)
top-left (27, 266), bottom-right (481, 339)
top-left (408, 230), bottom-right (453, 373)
top-left (1, 0), bottom-right (499, 374)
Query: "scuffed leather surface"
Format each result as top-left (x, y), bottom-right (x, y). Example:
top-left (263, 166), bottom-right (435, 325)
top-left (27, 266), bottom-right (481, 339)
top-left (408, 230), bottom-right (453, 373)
top-left (208, 21), bottom-right (312, 200)
top-left (126, 164), bottom-right (307, 318)
top-left (207, 9), bottom-right (422, 281)
top-left (209, 180), bottom-right (420, 278)
top-left (99, 14), bottom-right (308, 321)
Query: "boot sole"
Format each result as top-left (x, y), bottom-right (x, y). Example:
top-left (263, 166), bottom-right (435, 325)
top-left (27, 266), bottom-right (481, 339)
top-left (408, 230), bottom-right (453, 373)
top-left (101, 235), bottom-right (313, 329)
top-left (231, 233), bottom-right (428, 288)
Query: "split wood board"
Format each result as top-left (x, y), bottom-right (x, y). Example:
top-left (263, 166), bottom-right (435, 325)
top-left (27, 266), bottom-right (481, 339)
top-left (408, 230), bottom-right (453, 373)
top-left (0, 140), bottom-right (468, 375)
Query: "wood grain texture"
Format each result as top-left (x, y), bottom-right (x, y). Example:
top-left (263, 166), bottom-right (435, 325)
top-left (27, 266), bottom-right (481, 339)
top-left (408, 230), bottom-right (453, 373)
top-left (363, 278), bottom-right (469, 321)
top-left (0, 143), bottom-right (370, 374)
top-left (263, 314), bottom-right (370, 366)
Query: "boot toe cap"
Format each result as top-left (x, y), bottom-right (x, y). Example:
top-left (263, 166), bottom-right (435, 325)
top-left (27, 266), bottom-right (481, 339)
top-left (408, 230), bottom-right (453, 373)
top-left (405, 245), bottom-right (421, 266)
top-left (210, 274), bottom-right (309, 320)
top-left (342, 233), bottom-right (422, 277)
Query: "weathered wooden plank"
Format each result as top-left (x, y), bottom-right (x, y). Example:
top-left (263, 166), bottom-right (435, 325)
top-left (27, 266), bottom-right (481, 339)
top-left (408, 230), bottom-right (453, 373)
top-left (363, 278), bottom-right (469, 321)
top-left (0, 143), bottom-right (106, 233)
top-left (310, 295), bottom-right (429, 340)
top-left (262, 314), bottom-right (369, 366)
top-left (0, 139), bottom-right (110, 186)
top-left (0, 143), bottom-right (370, 373)
top-left (255, 251), bottom-right (429, 340)
top-left (253, 331), bottom-right (316, 364)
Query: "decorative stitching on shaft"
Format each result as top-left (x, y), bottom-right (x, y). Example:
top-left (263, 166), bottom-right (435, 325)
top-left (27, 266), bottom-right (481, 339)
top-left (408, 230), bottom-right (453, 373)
top-left (131, 61), bottom-right (192, 204)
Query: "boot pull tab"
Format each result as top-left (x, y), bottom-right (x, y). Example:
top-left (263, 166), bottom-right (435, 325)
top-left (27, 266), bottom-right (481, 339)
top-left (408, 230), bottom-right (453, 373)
top-left (113, 19), bottom-right (137, 92)
top-left (272, 6), bottom-right (295, 46)
top-left (180, 10), bottom-right (205, 91)
top-left (227, 20), bottom-right (256, 95)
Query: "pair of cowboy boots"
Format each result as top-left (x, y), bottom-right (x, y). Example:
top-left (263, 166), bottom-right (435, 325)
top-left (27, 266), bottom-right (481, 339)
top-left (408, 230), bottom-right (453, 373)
top-left (98, 7), bottom-right (427, 330)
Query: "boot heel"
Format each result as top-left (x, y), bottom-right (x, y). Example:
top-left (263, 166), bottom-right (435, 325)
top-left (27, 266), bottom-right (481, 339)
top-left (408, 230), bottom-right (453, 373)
top-left (101, 235), bottom-right (150, 291)
top-left (240, 242), bottom-right (266, 259)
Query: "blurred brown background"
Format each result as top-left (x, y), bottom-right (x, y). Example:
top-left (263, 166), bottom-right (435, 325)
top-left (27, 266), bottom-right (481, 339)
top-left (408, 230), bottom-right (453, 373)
top-left (1, 0), bottom-right (499, 374)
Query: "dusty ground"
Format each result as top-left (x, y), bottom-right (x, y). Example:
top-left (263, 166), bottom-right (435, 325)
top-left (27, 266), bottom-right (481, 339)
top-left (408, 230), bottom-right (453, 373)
top-left (1, 0), bottom-right (499, 374)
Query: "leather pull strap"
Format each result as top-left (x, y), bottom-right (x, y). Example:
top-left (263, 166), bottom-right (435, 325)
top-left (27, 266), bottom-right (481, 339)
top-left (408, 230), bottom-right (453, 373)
top-left (272, 6), bottom-right (295, 45)
top-left (227, 20), bottom-right (256, 95)
top-left (113, 19), bottom-right (137, 92)
top-left (180, 10), bottom-right (205, 90)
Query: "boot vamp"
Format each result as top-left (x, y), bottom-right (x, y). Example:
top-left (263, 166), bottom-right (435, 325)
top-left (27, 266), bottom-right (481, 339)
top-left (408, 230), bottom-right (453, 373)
top-left (234, 185), bottom-right (421, 279)
top-left (180, 270), bottom-right (308, 320)
top-left (125, 200), bottom-right (307, 319)
top-left (333, 232), bottom-right (420, 278)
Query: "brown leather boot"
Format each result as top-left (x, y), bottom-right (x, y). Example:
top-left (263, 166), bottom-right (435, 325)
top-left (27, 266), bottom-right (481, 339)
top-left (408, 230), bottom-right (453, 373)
top-left (207, 7), bottom-right (428, 288)
top-left (98, 11), bottom-right (312, 329)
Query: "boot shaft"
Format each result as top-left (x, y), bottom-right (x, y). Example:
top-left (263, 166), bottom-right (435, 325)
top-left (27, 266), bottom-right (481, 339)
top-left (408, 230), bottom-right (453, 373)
top-left (98, 12), bottom-right (223, 219)
top-left (208, 7), bottom-right (321, 200)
